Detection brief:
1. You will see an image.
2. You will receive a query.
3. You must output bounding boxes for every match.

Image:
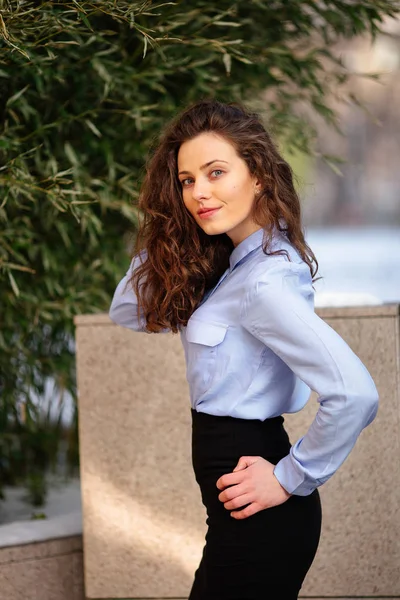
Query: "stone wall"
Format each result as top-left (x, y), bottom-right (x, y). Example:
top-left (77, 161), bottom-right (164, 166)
top-left (0, 513), bottom-right (85, 600)
top-left (74, 304), bottom-right (400, 599)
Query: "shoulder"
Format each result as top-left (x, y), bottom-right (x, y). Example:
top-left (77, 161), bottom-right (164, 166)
top-left (245, 235), bottom-right (311, 289)
top-left (127, 248), bottom-right (148, 275)
top-left (240, 249), bottom-right (314, 322)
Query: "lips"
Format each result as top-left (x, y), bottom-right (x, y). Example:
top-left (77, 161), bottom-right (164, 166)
top-left (198, 207), bottom-right (221, 215)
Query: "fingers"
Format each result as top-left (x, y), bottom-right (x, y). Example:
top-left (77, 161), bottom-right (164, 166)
top-left (231, 502), bottom-right (261, 520)
top-left (216, 470), bottom-right (245, 490)
top-left (216, 456), bottom-right (262, 490)
top-left (233, 455), bottom-right (260, 471)
top-left (222, 492), bottom-right (253, 511)
top-left (218, 482), bottom-right (248, 504)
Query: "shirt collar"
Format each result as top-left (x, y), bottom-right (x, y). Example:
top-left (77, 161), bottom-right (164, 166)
top-left (229, 227), bottom-right (266, 271)
top-left (228, 221), bottom-right (286, 272)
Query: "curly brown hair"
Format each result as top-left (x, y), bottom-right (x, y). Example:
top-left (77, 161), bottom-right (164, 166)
top-left (130, 99), bottom-right (320, 334)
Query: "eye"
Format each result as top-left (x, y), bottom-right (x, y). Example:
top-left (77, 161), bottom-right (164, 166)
top-left (180, 177), bottom-right (194, 187)
top-left (211, 169), bottom-right (224, 177)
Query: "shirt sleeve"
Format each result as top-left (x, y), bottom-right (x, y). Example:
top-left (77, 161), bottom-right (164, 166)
top-left (109, 250), bottom-right (170, 333)
top-left (239, 259), bottom-right (379, 496)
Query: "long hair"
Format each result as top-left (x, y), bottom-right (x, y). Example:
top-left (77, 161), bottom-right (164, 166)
top-left (130, 99), bottom-right (320, 333)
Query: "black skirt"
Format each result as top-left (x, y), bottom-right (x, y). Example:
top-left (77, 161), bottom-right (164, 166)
top-left (189, 409), bottom-right (322, 600)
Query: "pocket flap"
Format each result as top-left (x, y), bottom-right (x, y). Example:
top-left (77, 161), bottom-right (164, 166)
top-left (186, 319), bottom-right (229, 346)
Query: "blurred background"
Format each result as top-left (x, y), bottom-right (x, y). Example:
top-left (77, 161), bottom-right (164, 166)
top-left (0, 1), bottom-right (399, 527)
top-left (295, 17), bottom-right (400, 307)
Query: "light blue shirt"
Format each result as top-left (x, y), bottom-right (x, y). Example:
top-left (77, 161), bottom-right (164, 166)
top-left (109, 227), bottom-right (379, 496)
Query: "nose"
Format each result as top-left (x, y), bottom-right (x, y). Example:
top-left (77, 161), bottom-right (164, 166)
top-left (192, 177), bottom-right (211, 201)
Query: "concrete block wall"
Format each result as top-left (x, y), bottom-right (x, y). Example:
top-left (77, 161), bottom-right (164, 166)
top-left (0, 534), bottom-right (85, 600)
top-left (74, 304), bottom-right (400, 599)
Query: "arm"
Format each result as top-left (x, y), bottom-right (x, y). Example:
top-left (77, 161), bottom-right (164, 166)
top-left (240, 260), bottom-right (379, 496)
top-left (109, 252), bottom-right (147, 331)
top-left (109, 250), bottom-right (170, 333)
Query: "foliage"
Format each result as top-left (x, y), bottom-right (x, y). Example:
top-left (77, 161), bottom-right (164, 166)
top-left (0, 0), bottom-right (399, 504)
top-left (0, 392), bottom-right (74, 511)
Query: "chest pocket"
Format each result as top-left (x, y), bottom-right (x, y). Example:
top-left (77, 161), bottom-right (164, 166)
top-left (185, 318), bottom-right (229, 397)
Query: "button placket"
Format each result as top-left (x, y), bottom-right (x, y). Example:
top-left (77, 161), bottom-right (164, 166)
top-left (207, 268), bottom-right (230, 300)
top-left (198, 256), bottom-right (246, 308)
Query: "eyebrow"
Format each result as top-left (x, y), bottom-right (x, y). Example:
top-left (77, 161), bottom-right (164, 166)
top-left (178, 159), bottom-right (229, 176)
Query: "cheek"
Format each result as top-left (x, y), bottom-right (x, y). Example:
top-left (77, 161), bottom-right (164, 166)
top-left (228, 182), bottom-right (253, 207)
top-left (182, 193), bottom-right (196, 215)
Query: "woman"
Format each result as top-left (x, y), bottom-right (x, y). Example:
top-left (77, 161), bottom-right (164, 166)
top-left (109, 99), bottom-right (379, 599)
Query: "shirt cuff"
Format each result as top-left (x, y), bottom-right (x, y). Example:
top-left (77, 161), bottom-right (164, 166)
top-left (273, 454), bottom-right (317, 497)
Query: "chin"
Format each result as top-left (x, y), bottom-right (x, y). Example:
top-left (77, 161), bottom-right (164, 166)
top-left (198, 222), bottom-right (230, 236)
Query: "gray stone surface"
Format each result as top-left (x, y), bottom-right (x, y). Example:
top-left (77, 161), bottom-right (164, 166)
top-left (74, 304), bottom-right (400, 598)
top-left (0, 511), bottom-right (82, 550)
top-left (0, 537), bottom-right (85, 600)
top-left (75, 319), bottom-right (203, 598)
top-left (284, 310), bottom-right (400, 596)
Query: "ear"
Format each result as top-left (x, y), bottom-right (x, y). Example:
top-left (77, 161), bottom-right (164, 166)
top-left (253, 177), bottom-right (262, 196)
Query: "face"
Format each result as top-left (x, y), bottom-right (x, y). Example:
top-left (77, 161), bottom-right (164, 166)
top-left (177, 132), bottom-right (262, 247)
